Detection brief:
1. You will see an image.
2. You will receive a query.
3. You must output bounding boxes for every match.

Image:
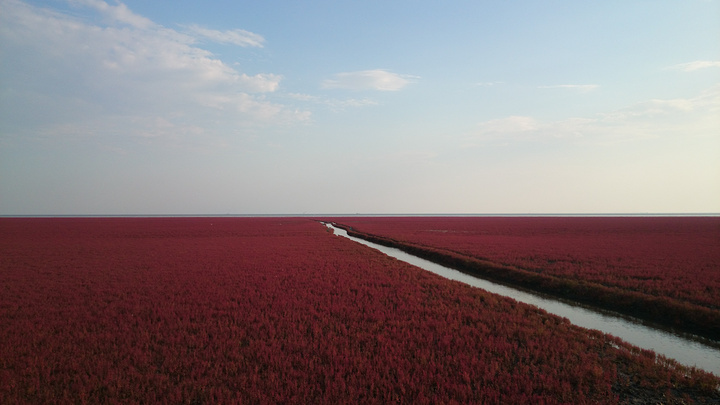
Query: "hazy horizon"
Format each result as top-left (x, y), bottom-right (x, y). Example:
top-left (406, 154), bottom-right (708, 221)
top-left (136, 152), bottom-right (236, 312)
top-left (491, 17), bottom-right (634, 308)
top-left (2, 213), bottom-right (719, 218)
top-left (2, 0), bottom-right (719, 215)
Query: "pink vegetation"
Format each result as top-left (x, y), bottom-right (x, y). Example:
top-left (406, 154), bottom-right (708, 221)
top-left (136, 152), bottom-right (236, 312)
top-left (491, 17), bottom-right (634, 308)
top-left (331, 217), bottom-right (720, 310)
top-left (1, 218), bottom-right (717, 403)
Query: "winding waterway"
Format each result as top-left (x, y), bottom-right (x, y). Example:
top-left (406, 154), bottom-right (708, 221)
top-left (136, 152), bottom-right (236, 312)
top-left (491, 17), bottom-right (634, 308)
top-left (324, 222), bottom-right (720, 375)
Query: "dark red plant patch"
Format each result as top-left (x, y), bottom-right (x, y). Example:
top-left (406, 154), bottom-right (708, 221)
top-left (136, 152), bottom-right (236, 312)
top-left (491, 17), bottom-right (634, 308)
top-left (330, 216), bottom-right (720, 340)
top-left (1, 217), bottom-right (718, 403)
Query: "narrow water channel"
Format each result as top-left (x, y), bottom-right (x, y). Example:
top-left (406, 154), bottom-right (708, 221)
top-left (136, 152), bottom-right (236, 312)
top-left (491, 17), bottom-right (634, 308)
top-left (324, 223), bottom-right (720, 376)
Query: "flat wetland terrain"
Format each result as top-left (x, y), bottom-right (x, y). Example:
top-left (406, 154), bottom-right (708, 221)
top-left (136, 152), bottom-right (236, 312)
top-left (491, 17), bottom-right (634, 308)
top-left (1, 217), bottom-right (719, 403)
top-left (334, 216), bottom-right (720, 342)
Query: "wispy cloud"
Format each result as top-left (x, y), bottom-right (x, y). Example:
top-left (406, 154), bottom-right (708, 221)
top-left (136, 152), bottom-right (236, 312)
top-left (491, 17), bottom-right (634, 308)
top-left (473, 81), bottom-right (504, 87)
top-left (287, 93), bottom-right (318, 102)
top-left (327, 98), bottom-right (379, 109)
top-left (287, 93), bottom-right (378, 111)
top-left (538, 84), bottom-right (600, 93)
top-left (476, 116), bottom-right (541, 135)
top-left (322, 69), bottom-right (417, 91)
top-left (0, 0), bottom-right (306, 146)
top-left (70, 0), bottom-right (156, 29)
top-left (466, 85), bottom-right (720, 146)
top-left (667, 60), bottom-right (720, 72)
top-left (186, 25), bottom-right (265, 47)
top-left (465, 115), bottom-right (595, 145)
top-left (237, 73), bottom-right (282, 92)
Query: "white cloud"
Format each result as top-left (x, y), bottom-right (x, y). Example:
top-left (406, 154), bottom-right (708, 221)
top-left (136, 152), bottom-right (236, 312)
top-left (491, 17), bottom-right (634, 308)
top-left (0, 0), bottom-right (305, 145)
top-left (287, 93), bottom-right (318, 101)
top-left (667, 60), bottom-right (720, 71)
top-left (327, 98), bottom-right (379, 109)
top-left (237, 73), bottom-right (282, 92)
top-left (70, 0), bottom-right (156, 29)
top-left (322, 69), bottom-right (416, 91)
top-left (287, 93), bottom-right (379, 111)
top-left (196, 92), bottom-right (280, 116)
top-left (539, 84), bottom-right (600, 92)
top-left (187, 24), bottom-right (265, 47)
top-left (467, 85), bottom-right (720, 145)
top-left (477, 116), bottom-right (540, 134)
top-left (467, 116), bottom-right (593, 145)
top-left (604, 86), bottom-right (720, 120)
top-left (474, 81), bottom-right (504, 87)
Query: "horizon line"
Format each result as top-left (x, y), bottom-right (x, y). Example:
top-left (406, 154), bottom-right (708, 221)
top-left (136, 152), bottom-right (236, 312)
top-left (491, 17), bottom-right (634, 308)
top-left (2, 213), bottom-right (719, 218)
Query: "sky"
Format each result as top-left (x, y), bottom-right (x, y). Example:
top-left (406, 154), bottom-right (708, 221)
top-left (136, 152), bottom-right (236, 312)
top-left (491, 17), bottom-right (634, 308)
top-left (1, 0), bottom-right (719, 215)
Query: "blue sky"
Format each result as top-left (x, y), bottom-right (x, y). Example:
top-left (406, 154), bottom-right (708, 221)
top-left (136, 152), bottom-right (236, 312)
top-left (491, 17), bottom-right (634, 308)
top-left (1, 0), bottom-right (719, 215)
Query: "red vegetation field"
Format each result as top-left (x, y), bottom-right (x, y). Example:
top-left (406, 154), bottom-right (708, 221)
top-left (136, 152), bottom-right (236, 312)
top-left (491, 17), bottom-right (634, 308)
top-left (331, 216), bottom-right (720, 340)
top-left (1, 217), bottom-right (718, 403)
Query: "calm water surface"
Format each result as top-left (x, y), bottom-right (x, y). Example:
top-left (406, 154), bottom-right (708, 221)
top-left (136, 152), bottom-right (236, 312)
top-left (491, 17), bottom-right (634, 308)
top-left (324, 223), bottom-right (720, 376)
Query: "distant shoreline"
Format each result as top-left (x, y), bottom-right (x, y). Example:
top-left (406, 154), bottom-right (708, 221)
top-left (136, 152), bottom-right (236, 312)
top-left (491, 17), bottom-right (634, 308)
top-left (2, 213), bottom-right (719, 218)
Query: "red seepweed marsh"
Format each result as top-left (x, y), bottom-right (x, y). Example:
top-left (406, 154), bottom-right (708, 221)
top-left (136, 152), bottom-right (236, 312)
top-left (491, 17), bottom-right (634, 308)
top-left (1, 217), bottom-right (718, 403)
